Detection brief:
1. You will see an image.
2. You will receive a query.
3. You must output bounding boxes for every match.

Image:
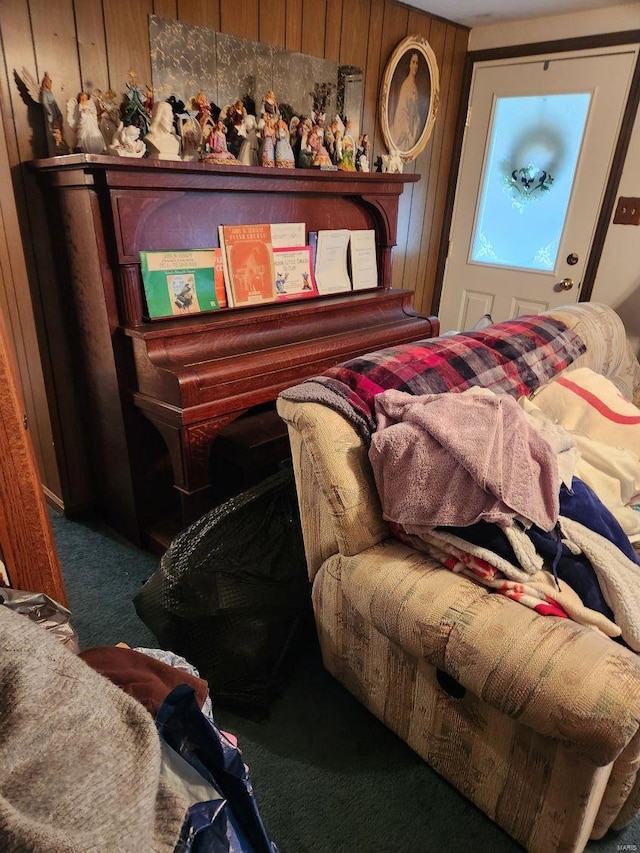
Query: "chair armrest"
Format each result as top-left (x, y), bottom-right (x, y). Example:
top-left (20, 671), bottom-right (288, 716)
top-left (339, 539), bottom-right (640, 767)
top-left (277, 397), bottom-right (388, 579)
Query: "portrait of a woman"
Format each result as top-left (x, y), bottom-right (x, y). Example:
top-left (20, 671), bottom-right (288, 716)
top-left (381, 36), bottom-right (439, 162)
top-left (390, 52), bottom-right (421, 150)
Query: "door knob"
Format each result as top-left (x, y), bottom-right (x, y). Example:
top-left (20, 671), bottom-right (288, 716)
top-left (558, 278), bottom-right (574, 291)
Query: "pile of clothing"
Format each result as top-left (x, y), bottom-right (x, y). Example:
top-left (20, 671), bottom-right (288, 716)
top-left (0, 602), bottom-right (278, 853)
top-left (368, 367), bottom-right (640, 651)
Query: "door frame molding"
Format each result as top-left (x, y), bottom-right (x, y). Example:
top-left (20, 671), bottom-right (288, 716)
top-left (433, 30), bottom-right (640, 315)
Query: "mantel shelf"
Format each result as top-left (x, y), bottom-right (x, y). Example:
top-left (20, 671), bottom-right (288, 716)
top-left (32, 153), bottom-right (420, 193)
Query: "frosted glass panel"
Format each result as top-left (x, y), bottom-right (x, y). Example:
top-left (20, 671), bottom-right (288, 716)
top-left (471, 93), bottom-right (591, 271)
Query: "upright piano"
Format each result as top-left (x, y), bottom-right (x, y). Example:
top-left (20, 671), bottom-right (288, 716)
top-left (33, 155), bottom-right (439, 547)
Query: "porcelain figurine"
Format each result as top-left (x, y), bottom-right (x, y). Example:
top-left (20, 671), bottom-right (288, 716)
top-left (337, 119), bottom-right (357, 171)
top-left (237, 114), bottom-right (259, 167)
top-left (294, 116), bottom-right (314, 168)
top-left (93, 88), bottom-right (121, 149)
top-left (122, 69), bottom-right (152, 137)
top-left (202, 120), bottom-right (240, 164)
top-left (260, 115), bottom-right (276, 167)
top-left (108, 122), bottom-right (146, 157)
top-left (178, 114), bottom-right (203, 162)
top-left (261, 90), bottom-right (279, 123)
top-left (274, 118), bottom-right (295, 168)
top-left (224, 99), bottom-right (247, 158)
top-left (18, 67), bottom-right (69, 157)
top-left (67, 92), bottom-right (105, 154)
top-left (144, 100), bottom-right (181, 161)
top-left (308, 125), bottom-right (332, 168)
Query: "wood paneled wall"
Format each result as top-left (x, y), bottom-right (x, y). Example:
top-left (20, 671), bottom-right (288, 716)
top-left (0, 0), bottom-right (468, 510)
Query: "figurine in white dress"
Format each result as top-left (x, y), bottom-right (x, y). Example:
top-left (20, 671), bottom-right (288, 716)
top-left (237, 114), bottom-right (259, 166)
top-left (178, 114), bottom-right (203, 162)
top-left (67, 92), bottom-right (105, 154)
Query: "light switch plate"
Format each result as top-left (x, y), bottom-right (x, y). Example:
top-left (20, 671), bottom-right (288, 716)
top-left (613, 197), bottom-right (640, 225)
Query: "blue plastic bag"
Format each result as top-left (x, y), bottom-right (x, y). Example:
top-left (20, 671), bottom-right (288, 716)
top-left (156, 685), bottom-right (279, 853)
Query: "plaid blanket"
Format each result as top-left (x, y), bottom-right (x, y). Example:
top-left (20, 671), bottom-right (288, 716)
top-left (280, 315), bottom-right (586, 442)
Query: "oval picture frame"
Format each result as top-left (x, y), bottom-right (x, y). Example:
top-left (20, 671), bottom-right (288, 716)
top-left (379, 35), bottom-right (440, 162)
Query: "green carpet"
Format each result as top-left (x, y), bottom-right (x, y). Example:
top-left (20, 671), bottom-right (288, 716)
top-left (51, 510), bottom-right (640, 853)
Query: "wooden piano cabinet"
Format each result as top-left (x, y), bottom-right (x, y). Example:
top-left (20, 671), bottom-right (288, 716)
top-left (32, 155), bottom-right (439, 548)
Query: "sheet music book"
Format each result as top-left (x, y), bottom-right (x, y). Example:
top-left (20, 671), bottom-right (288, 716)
top-left (212, 248), bottom-right (228, 308)
top-left (220, 223), bottom-right (277, 307)
top-left (139, 249), bottom-right (220, 318)
top-left (218, 226), bottom-right (234, 308)
top-left (273, 246), bottom-right (318, 301)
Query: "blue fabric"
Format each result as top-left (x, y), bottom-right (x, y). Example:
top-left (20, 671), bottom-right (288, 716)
top-left (441, 477), bottom-right (640, 624)
top-left (559, 477), bottom-right (640, 566)
top-left (442, 512), bottom-right (614, 620)
top-left (156, 685), bottom-right (278, 853)
top-left (526, 525), bottom-right (613, 619)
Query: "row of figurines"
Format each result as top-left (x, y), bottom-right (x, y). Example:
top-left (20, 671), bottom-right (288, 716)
top-left (48, 75), bottom-right (372, 172)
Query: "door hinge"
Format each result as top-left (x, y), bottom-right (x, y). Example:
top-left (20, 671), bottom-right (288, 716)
top-left (447, 239), bottom-right (453, 259)
top-left (465, 105), bottom-right (472, 127)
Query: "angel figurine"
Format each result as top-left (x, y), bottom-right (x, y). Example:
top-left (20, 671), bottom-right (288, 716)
top-left (18, 68), bottom-right (69, 157)
top-left (121, 69), bottom-right (152, 137)
top-left (67, 92), bottom-right (105, 154)
top-left (93, 88), bottom-right (121, 149)
top-left (178, 114), bottom-right (203, 162)
top-left (108, 122), bottom-right (146, 157)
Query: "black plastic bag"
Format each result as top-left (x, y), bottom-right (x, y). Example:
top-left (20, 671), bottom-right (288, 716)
top-left (134, 467), bottom-right (310, 717)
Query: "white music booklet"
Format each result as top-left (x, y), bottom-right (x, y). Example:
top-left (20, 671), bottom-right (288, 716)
top-left (314, 229), bottom-right (352, 295)
top-left (349, 230), bottom-right (378, 290)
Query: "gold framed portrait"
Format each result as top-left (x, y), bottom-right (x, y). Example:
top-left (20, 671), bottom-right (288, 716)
top-left (379, 35), bottom-right (440, 162)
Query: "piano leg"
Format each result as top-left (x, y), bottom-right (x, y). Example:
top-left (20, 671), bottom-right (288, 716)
top-left (136, 408), bottom-right (248, 532)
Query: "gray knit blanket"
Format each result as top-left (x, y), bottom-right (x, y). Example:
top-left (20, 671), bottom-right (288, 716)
top-left (0, 605), bottom-right (188, 852)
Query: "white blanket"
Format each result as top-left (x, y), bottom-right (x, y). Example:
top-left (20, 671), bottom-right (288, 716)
top-left (524, 368), bottom-right (640, 541)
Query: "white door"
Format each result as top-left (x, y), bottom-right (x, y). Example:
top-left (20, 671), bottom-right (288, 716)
top-left (438, 46), bottom-right (639, 333)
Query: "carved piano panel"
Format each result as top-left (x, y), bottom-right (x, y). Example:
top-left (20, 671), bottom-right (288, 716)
top-left (33, 155), bottom-right (439, 547)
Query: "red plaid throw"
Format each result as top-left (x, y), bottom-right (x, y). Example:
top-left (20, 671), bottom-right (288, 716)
top-left (280, 314), bottom-right (586, 441)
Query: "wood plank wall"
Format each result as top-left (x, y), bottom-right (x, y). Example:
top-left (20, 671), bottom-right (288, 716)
top-left (0, 0), bottom-right (468, 510)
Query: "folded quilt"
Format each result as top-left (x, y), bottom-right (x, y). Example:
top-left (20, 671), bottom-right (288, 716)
top-left (279, 314), bottom-right (586, 442)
